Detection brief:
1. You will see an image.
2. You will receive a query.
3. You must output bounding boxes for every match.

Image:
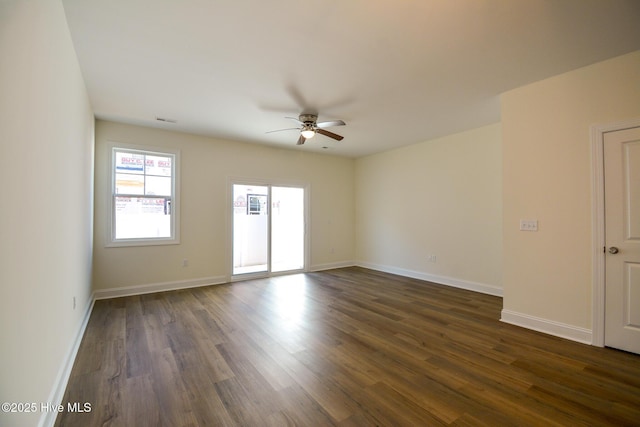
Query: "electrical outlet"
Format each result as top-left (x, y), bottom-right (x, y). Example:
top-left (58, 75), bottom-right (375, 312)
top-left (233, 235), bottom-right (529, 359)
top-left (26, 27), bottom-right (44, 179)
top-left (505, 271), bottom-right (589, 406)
top-left (182, 259), bottom-right (189, 267)
top-left (519, 219), bottom-right (538, 231)
top-left (427, 255), bottom-right (437, 263)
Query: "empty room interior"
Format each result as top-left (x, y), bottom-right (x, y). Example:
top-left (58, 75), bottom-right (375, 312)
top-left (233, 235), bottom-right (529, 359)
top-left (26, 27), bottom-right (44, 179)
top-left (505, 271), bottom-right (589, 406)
top-left (3, 0), bottom-right (640, 426)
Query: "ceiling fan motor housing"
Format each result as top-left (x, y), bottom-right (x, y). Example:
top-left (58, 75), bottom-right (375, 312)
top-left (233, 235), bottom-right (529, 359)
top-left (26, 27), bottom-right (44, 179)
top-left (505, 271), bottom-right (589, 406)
top-left (299, 114), bottom-right (318, 125)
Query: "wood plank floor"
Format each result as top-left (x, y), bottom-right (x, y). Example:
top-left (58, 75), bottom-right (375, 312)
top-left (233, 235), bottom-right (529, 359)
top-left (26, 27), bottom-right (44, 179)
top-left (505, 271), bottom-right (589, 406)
top-left (56, 267), bottom-right (640, 426)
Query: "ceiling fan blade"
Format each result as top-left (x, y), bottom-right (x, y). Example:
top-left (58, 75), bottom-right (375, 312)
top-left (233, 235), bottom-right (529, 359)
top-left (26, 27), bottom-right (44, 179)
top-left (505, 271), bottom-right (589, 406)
top-left (266, 127), bottom-right (300, 134)
top-left (316, 128), bottom-right (344, 141)
top-left (316, 120), bottom-right (345, 128)
top-left (296, 135), bottom-right (306, 145)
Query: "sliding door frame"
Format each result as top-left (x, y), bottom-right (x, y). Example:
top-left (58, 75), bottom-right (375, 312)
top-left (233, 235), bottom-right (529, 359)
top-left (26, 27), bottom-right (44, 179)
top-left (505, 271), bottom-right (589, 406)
top-left (227, 176), bottom-right (310, 282)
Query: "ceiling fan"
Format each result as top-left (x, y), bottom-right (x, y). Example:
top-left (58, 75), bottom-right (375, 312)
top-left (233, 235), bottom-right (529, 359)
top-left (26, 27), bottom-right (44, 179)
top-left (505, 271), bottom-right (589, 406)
top-left (267, 113), bottom-right (346, 145)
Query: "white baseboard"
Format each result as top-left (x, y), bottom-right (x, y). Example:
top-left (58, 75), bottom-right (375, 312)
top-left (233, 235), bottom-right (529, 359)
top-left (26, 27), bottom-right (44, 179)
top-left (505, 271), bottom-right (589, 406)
top-left (309, 261), bottom-right (356, 272)
top-left (39, 295), bottom-right (95, 427)
top-left (356, 261), bottom-right (503, 297)
top-left (93, 275), bottom-right (228, 300)
top-left (501, 309), bottom-right (592, 345)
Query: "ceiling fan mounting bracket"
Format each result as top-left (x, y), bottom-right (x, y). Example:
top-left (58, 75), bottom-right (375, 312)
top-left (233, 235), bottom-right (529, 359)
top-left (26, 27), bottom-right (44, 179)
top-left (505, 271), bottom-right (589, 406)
top-left (299, 114), bottom-right (318, 124)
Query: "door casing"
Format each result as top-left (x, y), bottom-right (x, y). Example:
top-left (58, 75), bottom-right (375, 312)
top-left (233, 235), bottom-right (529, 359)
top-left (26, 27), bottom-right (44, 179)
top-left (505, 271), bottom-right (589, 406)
top-left (227, 177), bottom-right (310, 282)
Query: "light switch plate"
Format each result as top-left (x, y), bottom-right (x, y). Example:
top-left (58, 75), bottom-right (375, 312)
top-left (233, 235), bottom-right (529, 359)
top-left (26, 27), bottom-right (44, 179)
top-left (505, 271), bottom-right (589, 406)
top-left (520, 219), bottom-right (538, 231)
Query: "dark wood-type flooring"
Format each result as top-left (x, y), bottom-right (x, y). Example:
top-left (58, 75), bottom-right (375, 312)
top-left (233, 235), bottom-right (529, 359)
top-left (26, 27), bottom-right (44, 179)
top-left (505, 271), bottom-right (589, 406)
top-left (56, 267), bottom-right (640, 426)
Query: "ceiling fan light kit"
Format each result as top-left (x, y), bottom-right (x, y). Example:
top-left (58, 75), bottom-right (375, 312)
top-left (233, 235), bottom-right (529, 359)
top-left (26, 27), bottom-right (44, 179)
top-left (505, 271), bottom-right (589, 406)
top-left (301, 126), bottom-right (316, 139)
top-left (268, 113), bottom-right (346, 146)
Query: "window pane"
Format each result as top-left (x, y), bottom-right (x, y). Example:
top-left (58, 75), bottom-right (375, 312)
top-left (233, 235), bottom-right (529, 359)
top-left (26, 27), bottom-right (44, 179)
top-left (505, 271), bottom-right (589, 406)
top-left (115, 151), bottom-right (144, 174)
top-left (115, 197), bottom-right (171, 239)
top-left (233, 184), bottom-right (268, 275)
top-left (271, 186), bottom-right (304, 272)
top-left (115, 173), bottom-right (144, 195)
top-left (145, 176), bottom-right (171, 196)
top-left (145, 155), bottom-right (172, 177)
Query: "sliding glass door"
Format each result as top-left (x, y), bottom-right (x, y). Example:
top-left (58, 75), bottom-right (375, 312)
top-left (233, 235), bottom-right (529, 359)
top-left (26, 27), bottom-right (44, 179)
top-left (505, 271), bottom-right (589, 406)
top-left (232, 183), bottom-right (306, 277)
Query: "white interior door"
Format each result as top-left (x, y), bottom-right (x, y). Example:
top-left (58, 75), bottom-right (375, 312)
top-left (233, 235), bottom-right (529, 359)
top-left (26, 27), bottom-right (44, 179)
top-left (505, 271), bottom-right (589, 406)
top-left (604, 126), bottom-right (640, 354)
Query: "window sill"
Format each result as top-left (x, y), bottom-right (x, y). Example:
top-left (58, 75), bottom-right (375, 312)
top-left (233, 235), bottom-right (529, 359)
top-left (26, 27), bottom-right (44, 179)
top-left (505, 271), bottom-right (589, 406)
top-left (105, 238), bottom-right (180, 248)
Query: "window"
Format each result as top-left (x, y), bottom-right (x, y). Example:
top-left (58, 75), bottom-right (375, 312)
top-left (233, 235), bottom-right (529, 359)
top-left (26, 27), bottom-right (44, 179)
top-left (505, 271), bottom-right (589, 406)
top-left (108, 144), bottom-right (179, 246)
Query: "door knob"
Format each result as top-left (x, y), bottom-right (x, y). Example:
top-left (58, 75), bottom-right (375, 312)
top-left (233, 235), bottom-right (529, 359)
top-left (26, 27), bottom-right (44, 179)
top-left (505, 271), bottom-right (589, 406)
top-left (608, 246), bottom-right (620, 254)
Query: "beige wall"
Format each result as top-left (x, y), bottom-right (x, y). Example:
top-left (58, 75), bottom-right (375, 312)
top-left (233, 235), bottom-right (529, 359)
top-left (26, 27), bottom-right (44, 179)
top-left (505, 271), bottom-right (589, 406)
top-left (355, 123), bottom-right (503, 294)
top-left (0, 1), bottom-right (95, 426)
top-left (501, 51), bottom-right (640, 334)
top-left (93, 121), bottom-right (355, 292)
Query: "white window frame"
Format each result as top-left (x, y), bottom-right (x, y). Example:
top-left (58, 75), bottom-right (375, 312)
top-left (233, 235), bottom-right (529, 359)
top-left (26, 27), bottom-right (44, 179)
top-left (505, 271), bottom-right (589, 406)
top-left (106, 142), bottom-right (180, 247)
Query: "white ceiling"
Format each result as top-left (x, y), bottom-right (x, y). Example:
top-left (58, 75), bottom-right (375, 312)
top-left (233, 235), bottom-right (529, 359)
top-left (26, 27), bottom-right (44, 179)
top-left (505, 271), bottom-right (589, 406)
top-left (62, 0), bottom-right (640, 157)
